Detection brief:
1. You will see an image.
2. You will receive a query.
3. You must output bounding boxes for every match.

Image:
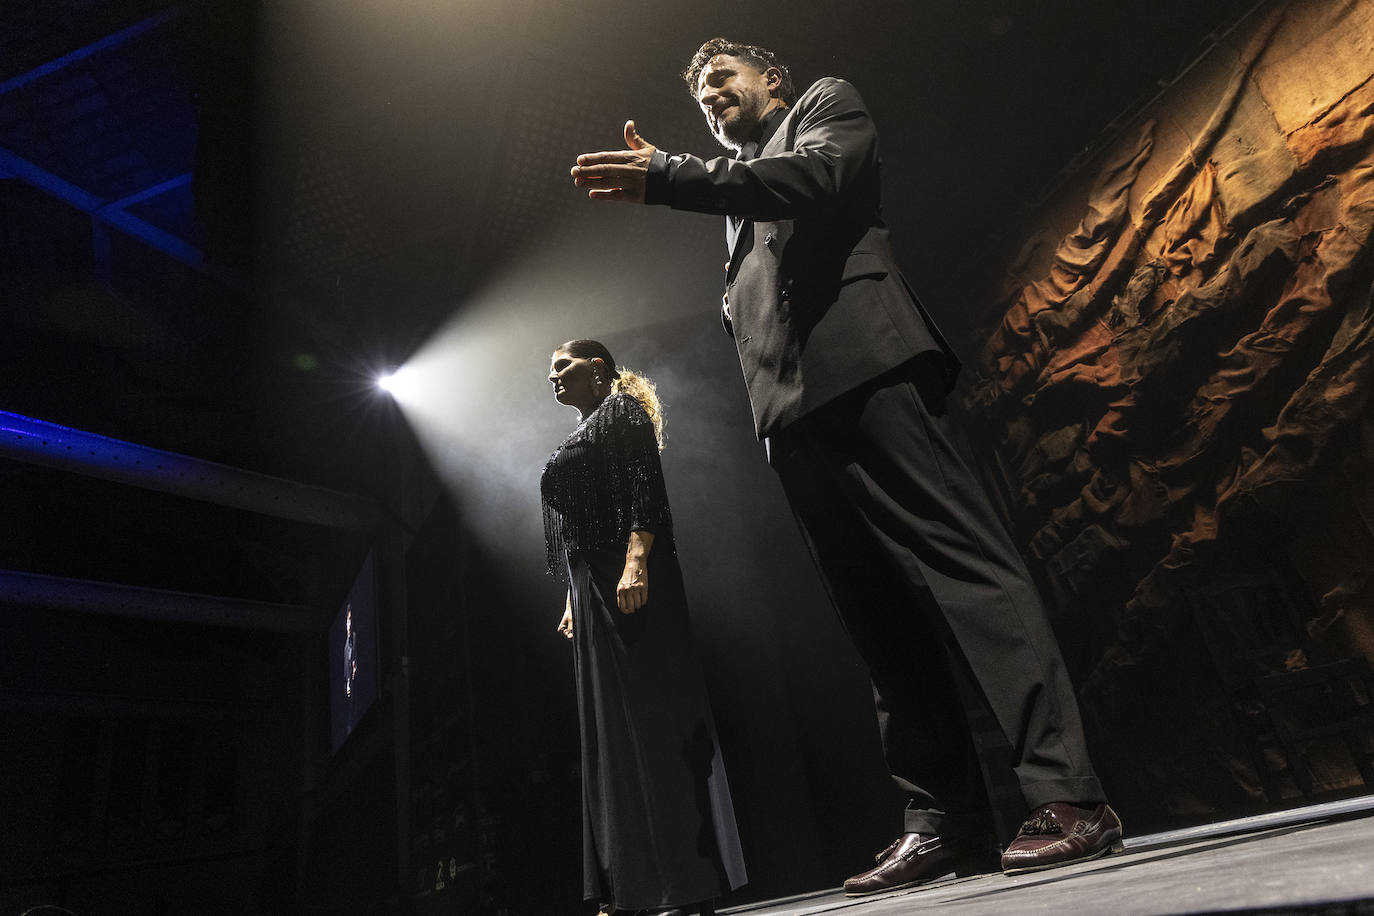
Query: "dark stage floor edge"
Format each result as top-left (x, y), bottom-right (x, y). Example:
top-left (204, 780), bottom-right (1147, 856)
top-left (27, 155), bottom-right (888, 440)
top-left (721, 797), bottom-right (1374, 915)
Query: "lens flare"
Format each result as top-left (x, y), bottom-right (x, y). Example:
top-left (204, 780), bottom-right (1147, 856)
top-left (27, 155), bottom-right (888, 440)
top-left (377, 369), bottom-right (410, 399)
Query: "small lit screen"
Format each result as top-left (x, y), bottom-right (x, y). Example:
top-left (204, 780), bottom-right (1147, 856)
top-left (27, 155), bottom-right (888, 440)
top-left (329, 551), bottom-right (378, 752)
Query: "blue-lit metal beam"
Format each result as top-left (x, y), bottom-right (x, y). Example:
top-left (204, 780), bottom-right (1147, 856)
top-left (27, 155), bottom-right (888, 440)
top-left (0, 568), bottom-right (325, 633)
top-left (90, 173), bottom-right (194, 282)
top-left (0, 7), bottom-right (184, 96)
top-left (0, 410), bottom-right (383, 531)
top-left (102, 171), bottom-right (193, 213)
top-left (0, 145), bottom-right (203, 268)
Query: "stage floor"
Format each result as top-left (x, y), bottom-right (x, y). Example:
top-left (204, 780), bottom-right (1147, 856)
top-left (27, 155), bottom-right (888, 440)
top-left (722, 803), bottom-right (1374, 915)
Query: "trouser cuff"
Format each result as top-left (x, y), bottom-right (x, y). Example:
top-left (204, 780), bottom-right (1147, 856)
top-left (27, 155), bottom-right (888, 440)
top-left (1019, 777), bottom-right (1106, 811)
top-left (903, 807), bottom-right (992, 838)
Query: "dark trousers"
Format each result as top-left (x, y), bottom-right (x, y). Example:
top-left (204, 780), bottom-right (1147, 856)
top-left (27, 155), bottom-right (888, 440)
top-left (769, 356), bottom-right (1104, 836)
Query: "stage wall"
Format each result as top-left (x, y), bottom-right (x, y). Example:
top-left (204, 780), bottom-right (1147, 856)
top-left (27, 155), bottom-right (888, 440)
top-left (951, 0), bottom-right (1374, 826)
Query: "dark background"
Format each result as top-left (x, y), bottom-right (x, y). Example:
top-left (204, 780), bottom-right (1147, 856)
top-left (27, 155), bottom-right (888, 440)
top-left (0, 1), bottom-right (1267, 913)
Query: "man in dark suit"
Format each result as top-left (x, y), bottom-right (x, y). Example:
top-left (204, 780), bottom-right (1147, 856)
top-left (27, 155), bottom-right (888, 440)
top-left (571, 37), bottom-right (1122, 893)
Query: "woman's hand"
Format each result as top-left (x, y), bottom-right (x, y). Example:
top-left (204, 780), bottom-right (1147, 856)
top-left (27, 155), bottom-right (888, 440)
top-left (617, 530), bottom-right (655, 613)
top-left (617, 558), bottom-right (648, 613)
top-left (558, 591), bottom-right (573, 639)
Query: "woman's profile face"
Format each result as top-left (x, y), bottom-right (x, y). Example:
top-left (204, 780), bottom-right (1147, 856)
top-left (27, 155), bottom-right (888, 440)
top-left (549, 349), bottom-right (602, 412)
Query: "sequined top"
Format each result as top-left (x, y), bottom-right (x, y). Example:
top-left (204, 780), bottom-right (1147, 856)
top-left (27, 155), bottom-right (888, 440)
top-left (541, 393), bottom-right (673, 578)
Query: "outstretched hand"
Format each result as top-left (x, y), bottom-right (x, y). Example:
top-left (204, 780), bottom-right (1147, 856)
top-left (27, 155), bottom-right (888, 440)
top-left (571, 120), bottom-right (657, 203)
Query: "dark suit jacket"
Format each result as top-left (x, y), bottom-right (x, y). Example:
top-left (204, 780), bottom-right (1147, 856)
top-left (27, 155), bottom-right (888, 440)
top-left (647, 77), bottom-right (959, 439)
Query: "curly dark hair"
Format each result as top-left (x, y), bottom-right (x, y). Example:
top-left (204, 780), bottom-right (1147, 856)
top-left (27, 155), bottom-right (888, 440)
top-left (682, 37), bottom-right (795, 105)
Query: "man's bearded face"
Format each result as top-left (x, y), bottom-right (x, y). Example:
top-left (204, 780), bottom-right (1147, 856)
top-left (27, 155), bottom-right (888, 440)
top-left (697, 55), bottom-right (776, 151)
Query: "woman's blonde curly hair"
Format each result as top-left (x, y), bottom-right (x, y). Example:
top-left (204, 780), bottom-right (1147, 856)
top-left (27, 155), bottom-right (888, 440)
top-left (558, 339), bottom-right (666, 449)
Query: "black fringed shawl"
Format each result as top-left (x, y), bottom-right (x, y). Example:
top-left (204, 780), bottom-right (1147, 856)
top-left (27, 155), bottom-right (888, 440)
top-left (540, 393), bottom-right (672, 578)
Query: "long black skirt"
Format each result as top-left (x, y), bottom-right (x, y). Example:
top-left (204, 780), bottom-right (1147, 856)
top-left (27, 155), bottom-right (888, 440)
top-left (569, 543), bottom-right (747, 909)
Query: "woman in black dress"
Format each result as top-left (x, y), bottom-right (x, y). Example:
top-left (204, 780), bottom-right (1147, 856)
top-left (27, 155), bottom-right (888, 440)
top-left (541, 339), bottom-right (746, 916)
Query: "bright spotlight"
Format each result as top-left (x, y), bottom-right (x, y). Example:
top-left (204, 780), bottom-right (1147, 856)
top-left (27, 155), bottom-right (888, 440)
top-left (377, 368), bottom-right (413, 400)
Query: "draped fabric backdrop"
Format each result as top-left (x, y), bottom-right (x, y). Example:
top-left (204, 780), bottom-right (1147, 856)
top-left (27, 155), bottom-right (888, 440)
top-left (955, 0), bottom-right (1374, 825)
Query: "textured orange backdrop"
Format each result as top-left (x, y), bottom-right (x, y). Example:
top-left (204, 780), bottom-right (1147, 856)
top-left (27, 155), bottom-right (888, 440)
top-left (958, 0), bottom-right (1374, 823)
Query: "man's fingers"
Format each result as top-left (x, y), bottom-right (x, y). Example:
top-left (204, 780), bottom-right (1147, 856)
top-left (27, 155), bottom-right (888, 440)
top-left (572, 161), bottom-right (643, 180)
top-left (571, 169), bottom-right (630, 185)
top-left (572, 170), bottom-right (623, 185)
top-left (574, 167), bottom-right (640, 182)
top-left (587, 188), bottom-right (636, 202)
top-left (575, 150), bottom-right (643, 167)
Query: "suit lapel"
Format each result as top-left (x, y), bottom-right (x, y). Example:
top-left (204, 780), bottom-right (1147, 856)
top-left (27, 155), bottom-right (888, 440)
top-left (726, 218), bottom-right (751, 277)
top-left (723, 104), bottom-right (797, 287)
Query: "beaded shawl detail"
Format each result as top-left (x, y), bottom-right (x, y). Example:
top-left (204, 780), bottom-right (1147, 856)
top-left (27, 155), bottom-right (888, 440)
top-left (540, 393), bottom-right (673, 578)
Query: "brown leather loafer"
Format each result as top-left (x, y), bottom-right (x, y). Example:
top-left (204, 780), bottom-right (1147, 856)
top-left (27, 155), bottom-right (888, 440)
top-left (844, 832), bottom-right (990, 896)
top-left (1000, 802), bottom-right (1124, 874)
